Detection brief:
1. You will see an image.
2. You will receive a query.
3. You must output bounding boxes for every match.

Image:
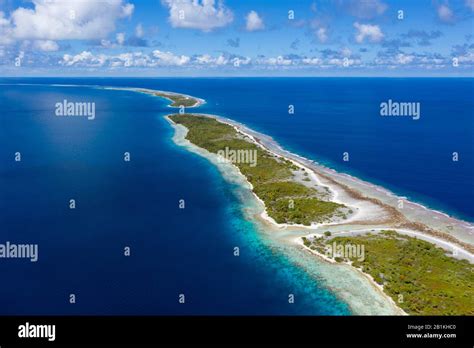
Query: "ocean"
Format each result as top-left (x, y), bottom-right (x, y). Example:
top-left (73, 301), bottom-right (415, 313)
top-left (0, 77), bottom-right (472, 314)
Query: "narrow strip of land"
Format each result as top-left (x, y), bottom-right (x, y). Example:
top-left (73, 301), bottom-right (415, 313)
top-left (127, 87), bottom-right (474, 316)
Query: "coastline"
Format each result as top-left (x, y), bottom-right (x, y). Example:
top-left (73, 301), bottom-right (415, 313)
top-left (103, 86), bottom-right (206, 108)
top-left (293, 236), bottom-right (408, 316)
top-left (208, 114), bottom-right (474, 251)
top-left (121, 86), bottom-right (474, 315)
top-left (164, 115), bottom-right (405, 315)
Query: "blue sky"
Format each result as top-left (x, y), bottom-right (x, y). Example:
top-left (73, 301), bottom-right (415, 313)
top-left (0, 0), bottom-right (473, 76)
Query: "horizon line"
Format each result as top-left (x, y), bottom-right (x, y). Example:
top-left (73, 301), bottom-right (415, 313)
top-left (1, 76), bottom-right (473, 79)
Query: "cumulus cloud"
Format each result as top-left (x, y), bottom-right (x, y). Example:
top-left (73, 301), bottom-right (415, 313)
top-left (437, 4), bottom-right (454, 23)
top-left (152, 50), bottom-right (190, 66)
top-left (245, 10), bottom-right (264, 31)
top-left (452, 43), bottom-right (474, 65)
top-left (302, 57), bottom-right (322, 65)
top-left (354, 22), bottom-right (384, 43)
top-left (195, 53), bottom-right (250, 66)
top-left (232, 56), bottom-right (251, 66)
top-left (457, 51), bottom-right (474, 63)
top-left (163, 0), bottom-right (233, 32)
top-left (396, 53), bottom-right (414, 64)
top-left (58, 50), bottom-right (253, 68)
top-left (261, 55), bottom-right (292, 65)
top-left (33, 40), bottom-right (59, 52)
top-left (62, 51), bottom-right (107, 67)
top-left (375, 50), bottom-right (447, 68)
top-left (6, 0), bottom-right (134, 42)
top-left (60, 50), bottom-right (170, 68)
top-left (328, 57), bottom-right (359, 67)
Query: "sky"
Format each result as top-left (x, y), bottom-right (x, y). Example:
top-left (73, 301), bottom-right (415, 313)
top-left (0, 0), bottom-right (473, 77)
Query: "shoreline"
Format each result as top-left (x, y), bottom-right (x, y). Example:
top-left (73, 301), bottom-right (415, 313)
top-left (114, 86), bottom-right (474, 315)
top-left (293, 236), bottom-right (408, 316)
top-left (164, 115), bottom-right (404, 315)
top-left (204, 114), bottom-right (474, 251)
top-left (103, 86), bottom-right (206, 108)
top-left (3, 83), bottom-right (472, 314)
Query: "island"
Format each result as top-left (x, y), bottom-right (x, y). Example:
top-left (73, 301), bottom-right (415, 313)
top-left (116, 86), bottom-right (474, 316)
top-left (136, 89), bottom-right (203, 107)
top-left (302, 230), bottom-right (474, 315)
top-left (169, 114), bottom-right (352, 225)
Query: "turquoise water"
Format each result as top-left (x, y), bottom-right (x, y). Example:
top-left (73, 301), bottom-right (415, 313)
top-left (0, 80), bottom-right (350, 315)
top-left (1, 77), bottom-right (471, 315)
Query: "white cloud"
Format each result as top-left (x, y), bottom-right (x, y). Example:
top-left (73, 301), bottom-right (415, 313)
top-left (195, 53), bottom-right (250, 66)
top-left (33, 40), bottom-right (59, 52)
top-left (152, 50), bottom-right (190, 66)
top-left (354, 22), bottom-right (384, 43)
top-left (437, 4), bottom-right (454, 22)
top-left (61, 51), bottom-right (150, 68)
top-left (121, 3), bottom-right (134, 17)
top-left (135, 23), bottom-right (144, 38)
top-left (458, 51), bottom-right (474, 63)
top-left (375, 51), bottom-right (448, 68)
top-left (195, 54), bottom-right (213, 64)
top-left (2, 0), bottom-right (133, 44)
top-left (58, 50), bottom-right (252, 68)
top-left (214, 54), bottom-right (228, 65)
top-left (196, 54), bottom-right (227, 65)
top-left (232, 56), bottom-right (251, 66)
top-left (316, 27), bottom-right (328, 43)
top-left (116, 32), bottom-right (125, 45)
top-left (245, 10), bottom-right (264, 31)
top-left (302, 57), bottom-right (322, 65)
top-left (328, 57), bottom-right (361, 67)
top-left (263, 56), bottom-right (292, 65)
top-left (62, 51), bottom-right (107, 67)
top-left (163, 0), bottom-right (233, 32)
top-left (396, 53), bottom-right (414, 64)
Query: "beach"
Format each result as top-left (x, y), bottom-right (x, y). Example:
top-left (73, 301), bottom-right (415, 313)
top-left (166, 115), bottom-right (406, 315)
top-left (117, 86), bottom-right (473, 315)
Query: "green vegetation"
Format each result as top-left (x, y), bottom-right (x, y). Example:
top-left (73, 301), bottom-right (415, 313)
top-left (139, 90), bottom-right (198, 107)
top-left (159, 93), bottom-right (197, 107)
top-left (305, 230), bottom-right (474, 315)
top-left (170, 114), bottom-right (345, 225)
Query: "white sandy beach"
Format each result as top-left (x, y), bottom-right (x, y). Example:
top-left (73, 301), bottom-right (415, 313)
top-left (166, 116), bottom-right (407, 315)
top-left (207, 114), bottom-right (474, 251)
top-left (128, 87), bottom-right (473, 315)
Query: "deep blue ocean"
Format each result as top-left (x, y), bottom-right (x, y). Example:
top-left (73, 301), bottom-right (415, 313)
top-left (0, 77), bottom-right (472, 314)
